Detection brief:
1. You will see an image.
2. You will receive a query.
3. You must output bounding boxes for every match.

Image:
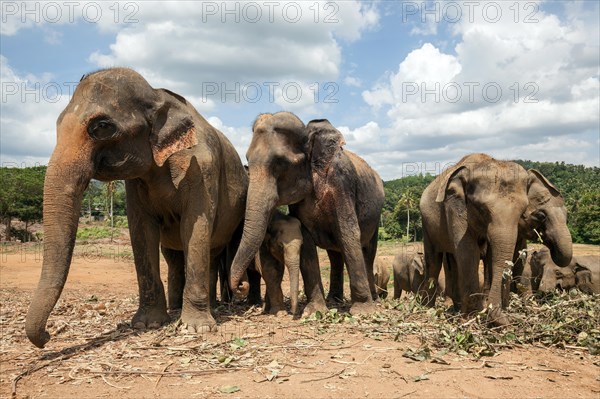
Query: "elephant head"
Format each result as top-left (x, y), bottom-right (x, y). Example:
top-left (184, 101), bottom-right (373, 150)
top-left (520, 170), bottom-right (572, 267)
top-left (26, 68), bottom-right (199, 348)
top-left (532, 248), bottom-right (576, 292)
top-left (229, 112), bottom-right (344, 295)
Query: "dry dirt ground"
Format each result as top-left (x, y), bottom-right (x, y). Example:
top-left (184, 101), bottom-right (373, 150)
top-left (1, 242), bottom-right (599, 399)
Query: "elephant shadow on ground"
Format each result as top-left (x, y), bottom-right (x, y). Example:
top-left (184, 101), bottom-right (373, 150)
top-left (39, 321), bottom-right (139, 362)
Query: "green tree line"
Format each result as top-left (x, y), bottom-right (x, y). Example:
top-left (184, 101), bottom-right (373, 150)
top-left (1, 160), bottom-right (599, 244)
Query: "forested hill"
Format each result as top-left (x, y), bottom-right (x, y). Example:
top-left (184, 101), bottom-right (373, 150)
top-left (382, 160), bottom-right (600, 245)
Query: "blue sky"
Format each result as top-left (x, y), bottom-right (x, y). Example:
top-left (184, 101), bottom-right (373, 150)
top-left (1, 1), bottom-right (598, 180)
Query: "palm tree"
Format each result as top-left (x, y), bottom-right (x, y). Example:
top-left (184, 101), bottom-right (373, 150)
top-left (104, 181), bottom-right (123, 241)
top-left (398, 192), bottom-right (416, 241)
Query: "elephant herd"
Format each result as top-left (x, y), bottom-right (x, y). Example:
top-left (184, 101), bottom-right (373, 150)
top-left (24, 68), bottom-right (597, 349)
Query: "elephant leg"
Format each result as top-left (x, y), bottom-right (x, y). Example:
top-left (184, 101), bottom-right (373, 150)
top-left (362, 231), bottom-right (379, 301)
top-left (261, 254), bottom-right (286, 315)
top-left (421, 231), bottom-right (442, 307)
top-left (127, 194), bottom-right (169, 329)
top-left (180, 194), bottom-right (217, 333)
top-left (326, 250), bottom-right (345, 302)
top-left (444, 254), bottom-right (461, 311)
top-left (509, 238), bottom-right (527, 296)
top-left (335, 211), bottom-right (374, 315)
top-left (222, 223), bottom-right (243, 303)
top-left (247, 265), bottom-right (262, 306)
top-left (209, 252), bottom-right (224, 309)
top-left (161, 246), bottom-right (185, 311)
top-left (300, 226), bottom-right (327, 316)
top-left (218, 252), bottom-right (232, 303)
top-left (455, 242), bottom-right (482, 316)
top-left (393, 273), bottom-right (401, 299)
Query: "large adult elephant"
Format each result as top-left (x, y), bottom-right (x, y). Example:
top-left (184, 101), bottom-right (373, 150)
top-left (25, 68), bottom-right (248, 348)
top-left (229, 112), bottom-right (384, 315)
top-left (420, 153), bottom-right (572, 326)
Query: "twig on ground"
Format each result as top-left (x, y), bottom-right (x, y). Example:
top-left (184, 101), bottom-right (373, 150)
top-left (300, 367), bottom-right (347, 383)
top-left (154, 362), bottom-right (173, 389)
top-left (100, 374), bottom-right (132, 389)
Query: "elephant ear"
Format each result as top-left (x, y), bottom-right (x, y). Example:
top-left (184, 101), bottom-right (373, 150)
top-left (150, 89), bottom-right (199, 167)
top-left (527, 169), bottom-right (562, 197)
top-left (413, 254), bottom-right (424, 274)
top-left (435, 165), bottom-right (467, 202)
top-left (306, 119), bottom-right (346, 178)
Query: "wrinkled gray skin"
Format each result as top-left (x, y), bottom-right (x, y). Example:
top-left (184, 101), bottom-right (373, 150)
top-left (420, 153), bottom-right (572, 326)
top-left (530, 248), bottom-right (599, 294)
top-left (392, 252), bottom-right (445, 299)
top-left (229, 112), bottom-right (385, 316)
top-left (25, 68), bottom-right (248, 348)
top-left (255, 210), bottom-right (303, 315)
top-left (373, 259), bottom-right (391, 299)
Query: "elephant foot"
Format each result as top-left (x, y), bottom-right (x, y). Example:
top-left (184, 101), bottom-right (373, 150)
top-left (265, 305), bottom-right (287, 316)
top-left (302, 300), bottom-right (328, 318)
top-left (487, 307), bottom-right (510, 327)
top-left (132, 306), bottom-right (170, 329)
top-left (349, 300), bottom-right (377, 316)
top-left (268, 309), bottom-right (289, 317)
top-left (181, 302), bottom-right (217, 333)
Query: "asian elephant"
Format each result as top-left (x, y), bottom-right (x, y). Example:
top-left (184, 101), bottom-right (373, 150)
top-left (229, 112), bottom-right (385, 316)
top-left (420, 153), bottom-right (572, 326)
top-left (255, 210), bottom-right (303, 315)
top-left (531, 248), bottom-right (599, 294)
top-left (373, 259), bottom-right (391, 299)
top-left (392, 252), bottom-right (446, 299)
top-left (25, 68), bottom-right (248, 348)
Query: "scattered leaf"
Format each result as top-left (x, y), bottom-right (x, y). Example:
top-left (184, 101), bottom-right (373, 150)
top-left (220, 385), bottom-right (241, 394)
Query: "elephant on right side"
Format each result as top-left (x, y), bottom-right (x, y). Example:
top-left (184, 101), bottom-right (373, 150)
top-left (420, 153), bottom-right (572, 326)
top-left (529, 248), bottom-right (599, 294)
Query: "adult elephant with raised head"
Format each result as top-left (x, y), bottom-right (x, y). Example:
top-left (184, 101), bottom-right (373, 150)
top-left (420, 153), bottom-right (572, 326)
top-left (229, 112), bottom-right (384, 315)
top-left (25, 68), bottom-right (248, 348)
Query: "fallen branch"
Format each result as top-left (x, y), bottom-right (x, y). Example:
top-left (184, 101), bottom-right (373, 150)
top-left (100, 374), bottom-right (132, 389)
top-left (87, 367), bottom-right (250, 377)
top-left (301, 368), bottom-right (347, 383)
top-left (154, 362), bottom-right (173, 389)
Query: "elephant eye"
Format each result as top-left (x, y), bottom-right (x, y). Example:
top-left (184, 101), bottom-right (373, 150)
top-left (88, 118), bottom-right (118, 140)
top-left (532, 210), bottom-right (546, 222)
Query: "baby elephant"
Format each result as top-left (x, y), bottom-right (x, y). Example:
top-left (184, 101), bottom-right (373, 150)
top-left (393, 252), bottom-right (445, 299)
top-left (255, 210), bottom-right (303, 315)
top-left (373, 259), bottom-right (391, 298)
top-left (530, 248), bottom-right (599, 294)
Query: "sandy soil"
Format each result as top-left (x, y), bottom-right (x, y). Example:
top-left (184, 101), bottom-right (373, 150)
top-left (1, 242), bottom-right (599, 398)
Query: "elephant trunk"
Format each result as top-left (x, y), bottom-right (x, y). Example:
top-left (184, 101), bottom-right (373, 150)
top-left (283, 241), bottom-right (301, 315)
top-left (486, 221), bottom-right (519, 325)
top-left (544, 218), bottom-right (572, 268)
top-left (26, 158), bottom-right (92, 347)
top-left (230, 171), bottom-right (278, 296)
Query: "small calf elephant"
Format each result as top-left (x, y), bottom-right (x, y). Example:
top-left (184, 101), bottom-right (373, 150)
top-left (530, 248), bottom-right (599, 294)
top-left (393, 252), bottom-right (445, 299)
top-left (373, 259), bottom-right (391, 298)
top-left (255, 210), bottom-right (303, 315)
